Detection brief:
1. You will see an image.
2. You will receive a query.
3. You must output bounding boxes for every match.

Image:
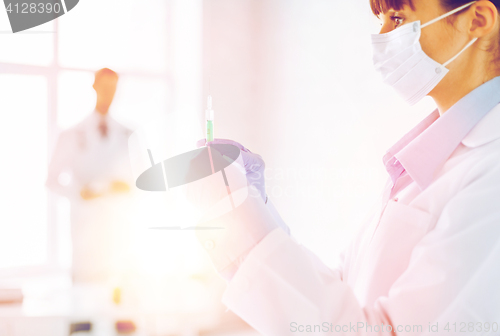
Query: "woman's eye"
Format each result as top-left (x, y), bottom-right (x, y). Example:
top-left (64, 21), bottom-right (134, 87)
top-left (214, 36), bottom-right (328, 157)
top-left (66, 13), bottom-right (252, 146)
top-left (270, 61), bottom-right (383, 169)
top-left (391, 16), bottom-right (404, 28)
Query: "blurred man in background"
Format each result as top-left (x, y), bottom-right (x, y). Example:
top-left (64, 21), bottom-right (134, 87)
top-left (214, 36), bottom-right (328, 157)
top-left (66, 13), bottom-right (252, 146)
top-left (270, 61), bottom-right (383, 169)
top-left (46, 68), bottom-right (134, 286)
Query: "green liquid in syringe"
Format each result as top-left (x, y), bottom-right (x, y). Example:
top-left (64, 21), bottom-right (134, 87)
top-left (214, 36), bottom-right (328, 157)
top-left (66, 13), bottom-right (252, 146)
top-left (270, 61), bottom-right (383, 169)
top-left (207, 120), bottom-right (214, 142)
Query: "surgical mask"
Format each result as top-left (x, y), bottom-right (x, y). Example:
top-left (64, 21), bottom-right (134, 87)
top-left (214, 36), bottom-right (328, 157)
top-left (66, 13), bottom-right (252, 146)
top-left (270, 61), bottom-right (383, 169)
top-left (371, 1), bottom-right (478, 105)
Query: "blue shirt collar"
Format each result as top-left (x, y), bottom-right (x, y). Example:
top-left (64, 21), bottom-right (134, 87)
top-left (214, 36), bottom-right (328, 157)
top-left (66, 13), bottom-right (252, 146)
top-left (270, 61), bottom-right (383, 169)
top-left (384, 76), bottom-right (500, 190)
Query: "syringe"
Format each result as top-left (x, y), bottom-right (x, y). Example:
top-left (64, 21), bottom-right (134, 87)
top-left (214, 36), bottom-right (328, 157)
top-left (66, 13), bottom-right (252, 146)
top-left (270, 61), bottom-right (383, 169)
top-left (204, 95), bottom-right (235, 209)
top-left (206, 95), bottom-right (214, 143)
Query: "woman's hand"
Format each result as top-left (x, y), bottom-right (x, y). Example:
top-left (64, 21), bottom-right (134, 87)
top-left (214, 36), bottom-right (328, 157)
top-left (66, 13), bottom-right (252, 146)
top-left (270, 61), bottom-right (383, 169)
top-left (196, 138), bottom-right (267, 202)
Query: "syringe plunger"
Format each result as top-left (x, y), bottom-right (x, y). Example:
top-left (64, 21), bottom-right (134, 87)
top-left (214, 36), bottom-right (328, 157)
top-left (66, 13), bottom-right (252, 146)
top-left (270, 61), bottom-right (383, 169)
top-left (206, 95), bottom-right (214, 121)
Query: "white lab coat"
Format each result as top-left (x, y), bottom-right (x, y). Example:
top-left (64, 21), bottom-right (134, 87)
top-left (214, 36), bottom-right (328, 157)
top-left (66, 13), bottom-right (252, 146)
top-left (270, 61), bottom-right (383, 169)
top-left (47, 112), bottom-right (134, 283)
top-left (220, 104), bottom-right (500, 335)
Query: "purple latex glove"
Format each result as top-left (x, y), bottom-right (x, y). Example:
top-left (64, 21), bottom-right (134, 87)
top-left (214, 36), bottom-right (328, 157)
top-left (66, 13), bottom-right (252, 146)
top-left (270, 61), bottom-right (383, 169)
top-left (196, 138), bottom-right (267, 202)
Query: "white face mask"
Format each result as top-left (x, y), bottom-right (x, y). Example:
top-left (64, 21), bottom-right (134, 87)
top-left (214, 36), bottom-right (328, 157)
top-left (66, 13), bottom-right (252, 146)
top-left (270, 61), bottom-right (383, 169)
top-left (371, 1), bottom-right (478, 105)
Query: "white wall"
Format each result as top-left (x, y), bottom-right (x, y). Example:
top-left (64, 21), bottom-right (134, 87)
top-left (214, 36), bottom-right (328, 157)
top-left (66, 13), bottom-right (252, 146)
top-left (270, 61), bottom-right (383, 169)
top-left (202, 0), bottom-right (438, 267)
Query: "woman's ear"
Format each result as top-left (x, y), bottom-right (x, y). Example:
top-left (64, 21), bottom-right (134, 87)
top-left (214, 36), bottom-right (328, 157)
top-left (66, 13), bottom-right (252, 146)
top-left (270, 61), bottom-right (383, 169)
top-left (469, 0), bottom-right (498, 38)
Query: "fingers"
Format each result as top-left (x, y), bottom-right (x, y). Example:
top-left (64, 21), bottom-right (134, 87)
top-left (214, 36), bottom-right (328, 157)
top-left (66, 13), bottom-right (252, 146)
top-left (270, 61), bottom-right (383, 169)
top-left (209, 140), bottom-right (265, 174)
top-left (196, 137), bottom-right (252, 152)
top-left (195, 138), bottom-right (264, 170)
top-left (246, 157), bottom-right (265, 172)
top-left (210, 138), bottom-right (250, 152)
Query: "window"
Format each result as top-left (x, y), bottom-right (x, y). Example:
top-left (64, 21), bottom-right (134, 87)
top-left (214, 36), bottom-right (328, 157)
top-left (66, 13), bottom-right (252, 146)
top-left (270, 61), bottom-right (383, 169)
top-left (0, 75), bottom-right (48, 268)
top-left (0, 0), bottom-right (175, 272)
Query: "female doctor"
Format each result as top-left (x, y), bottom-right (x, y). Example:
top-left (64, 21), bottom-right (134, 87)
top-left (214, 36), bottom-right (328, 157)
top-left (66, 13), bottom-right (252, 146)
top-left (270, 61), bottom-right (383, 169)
top-left (194, 0), bottom-right (500, 334)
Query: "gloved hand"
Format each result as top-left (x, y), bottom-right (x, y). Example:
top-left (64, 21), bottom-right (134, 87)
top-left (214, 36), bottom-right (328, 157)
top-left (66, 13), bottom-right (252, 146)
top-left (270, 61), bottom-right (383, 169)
top-left (192, 138), bottom-right (291, 281)
top-left (196, 138), bottom-right (267, 202)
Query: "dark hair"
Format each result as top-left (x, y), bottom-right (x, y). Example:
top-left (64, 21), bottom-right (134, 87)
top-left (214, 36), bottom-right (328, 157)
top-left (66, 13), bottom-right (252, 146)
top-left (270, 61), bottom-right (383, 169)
top-left (370, 0), bottom-right (500, 66)
top-left (370, 0), bottom-right (414, 16)
top-left (370, 0), bottom-right (500, 16)
top-left (441, 0), bottom-right (500, 11)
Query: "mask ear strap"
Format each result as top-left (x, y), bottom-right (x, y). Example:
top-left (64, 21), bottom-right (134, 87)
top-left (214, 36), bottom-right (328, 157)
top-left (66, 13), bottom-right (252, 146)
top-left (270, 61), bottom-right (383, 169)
top-left (421, 0), bottom-right (477, 28)
top-left (443, 37), bottom-right (478, 67)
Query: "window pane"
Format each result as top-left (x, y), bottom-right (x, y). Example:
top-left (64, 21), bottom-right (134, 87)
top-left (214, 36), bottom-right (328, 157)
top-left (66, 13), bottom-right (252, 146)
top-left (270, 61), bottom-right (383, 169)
top-left (0, 75), bottom-right (48, 268)
top-left (58, 0), bottom-right (168, 73)
top-left (57, 71), bottom-right (170, 130)
top-left (0, 13), bottom-right (54, 65)
top-left (110, 75), bottom-right (170, 129)
top-left (57, 70), bottom-right (95, 129)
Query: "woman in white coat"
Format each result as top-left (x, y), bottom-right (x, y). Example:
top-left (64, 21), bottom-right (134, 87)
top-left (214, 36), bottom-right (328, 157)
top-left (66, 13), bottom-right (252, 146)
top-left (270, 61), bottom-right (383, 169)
top-left (194, 0), bottom-right (500, 334)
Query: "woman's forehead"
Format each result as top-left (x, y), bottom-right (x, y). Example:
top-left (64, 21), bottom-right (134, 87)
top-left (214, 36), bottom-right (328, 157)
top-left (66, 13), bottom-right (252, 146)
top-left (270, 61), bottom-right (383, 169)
top-left (370, 0), bottom-right (415, 16)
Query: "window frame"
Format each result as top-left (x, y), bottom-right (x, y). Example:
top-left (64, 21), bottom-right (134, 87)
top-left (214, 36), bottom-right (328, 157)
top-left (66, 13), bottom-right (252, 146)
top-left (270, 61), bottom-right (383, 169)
top-left (0, 5), bottom-right (174, 277)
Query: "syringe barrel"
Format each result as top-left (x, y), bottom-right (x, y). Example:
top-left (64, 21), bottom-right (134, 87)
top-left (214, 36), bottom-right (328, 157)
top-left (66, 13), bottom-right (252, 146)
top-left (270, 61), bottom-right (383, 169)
top-left (205, 109), bottom-right (214, 121)
top-left (206, 119), bottom-right (214, 142)
top-left (206, 95), bottom-right (214, 141)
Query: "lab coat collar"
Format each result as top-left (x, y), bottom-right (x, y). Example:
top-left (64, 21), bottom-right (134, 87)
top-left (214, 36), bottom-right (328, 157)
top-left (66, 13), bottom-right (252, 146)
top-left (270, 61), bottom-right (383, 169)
top-left (384, 76), bottom-right (500, 191)
top-left (461, 103), bottom-right (500, 148)
top-left (86, 109), bottom-right (119, 129)
top-left (78, 109), bottom-right (106, 125)
top-left (92, 109), bottom-right (109, 122)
